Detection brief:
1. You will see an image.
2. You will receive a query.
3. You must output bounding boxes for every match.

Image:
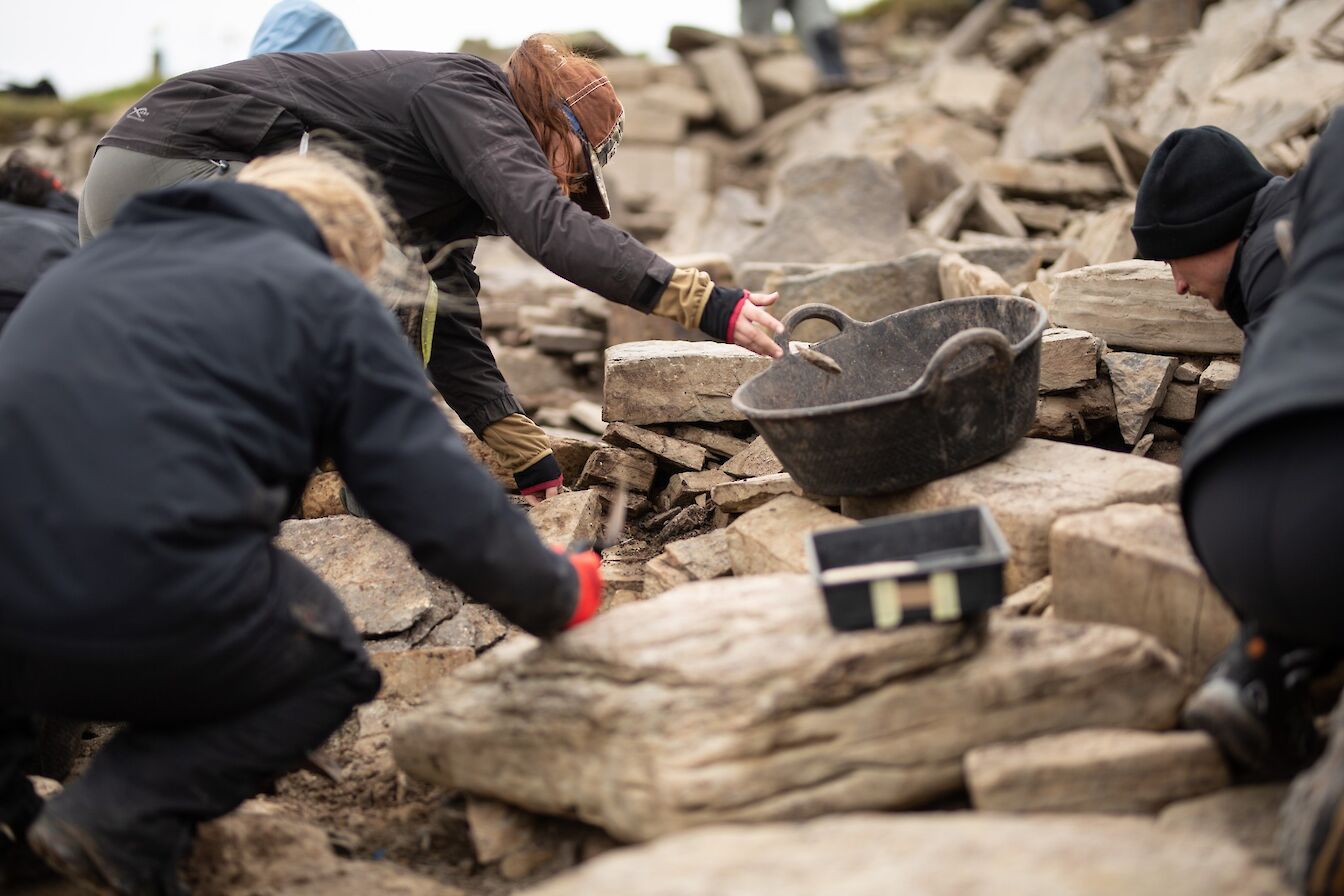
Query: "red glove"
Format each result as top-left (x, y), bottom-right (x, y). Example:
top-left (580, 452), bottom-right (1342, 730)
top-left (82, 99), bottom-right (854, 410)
top-left (555, 548), bottom-right (603, 630)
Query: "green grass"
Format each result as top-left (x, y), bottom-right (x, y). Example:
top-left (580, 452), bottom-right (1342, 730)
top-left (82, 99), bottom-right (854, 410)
top-left (0, 75), bottom-right (161, 143)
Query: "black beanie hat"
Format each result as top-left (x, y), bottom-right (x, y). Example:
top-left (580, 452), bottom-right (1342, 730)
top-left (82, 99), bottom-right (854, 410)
top-left (1131, 126), bottom-right (1272, 261)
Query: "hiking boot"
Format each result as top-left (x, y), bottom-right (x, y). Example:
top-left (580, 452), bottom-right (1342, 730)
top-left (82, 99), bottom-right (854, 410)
top-left (26, 810), bottom-right (189, 896)
top-left (1281, 701), bottom-right (1344, 894)
top-left (1181, 626), bottom-right (1326, 779)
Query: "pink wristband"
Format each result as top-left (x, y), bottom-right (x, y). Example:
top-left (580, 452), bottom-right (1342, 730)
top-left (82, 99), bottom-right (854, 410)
top-left (726, 293), bottom-right (749, 344)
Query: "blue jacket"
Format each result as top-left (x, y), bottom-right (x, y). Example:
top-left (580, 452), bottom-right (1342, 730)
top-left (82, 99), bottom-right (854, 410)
top-left (249, 0), bottom-right (355, 56)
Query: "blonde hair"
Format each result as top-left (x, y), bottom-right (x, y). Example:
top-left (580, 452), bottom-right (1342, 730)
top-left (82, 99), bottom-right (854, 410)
top-left (238, 150), bottom-right (386, 281)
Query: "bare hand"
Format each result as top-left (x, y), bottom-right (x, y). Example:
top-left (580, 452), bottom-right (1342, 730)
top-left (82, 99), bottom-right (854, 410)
top-left (732, 291), bottom-right (786, 359)
top-left (523, 486), bottom-right (561, 506)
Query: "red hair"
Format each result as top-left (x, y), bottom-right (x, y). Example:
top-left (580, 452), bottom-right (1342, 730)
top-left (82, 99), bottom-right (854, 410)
top-left (505, 34), bottom-right (597, 196)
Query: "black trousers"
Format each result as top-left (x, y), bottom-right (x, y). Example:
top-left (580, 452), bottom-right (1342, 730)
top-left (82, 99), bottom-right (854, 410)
top-left (1183, 411), bottom-right (1344, 650)
top-left (0, 549), bottom-right (380, 874)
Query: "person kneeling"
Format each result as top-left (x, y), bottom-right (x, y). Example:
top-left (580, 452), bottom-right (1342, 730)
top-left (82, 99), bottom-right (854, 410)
top-left (0, 151), bottom-right (600, 895)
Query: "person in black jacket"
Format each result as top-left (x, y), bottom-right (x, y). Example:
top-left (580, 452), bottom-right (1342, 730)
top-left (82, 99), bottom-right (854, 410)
top-left (1172, 116), bottom-right (1344, 895)
top-left (0, 152), bottom-right (79, 333)
top-left (78, 35), bottom-right (785, 505)
top-left (1132, 125), bottom-right (1298, 352)
top-left (0, 151), bottom-right (602, 895)
top-left (1169, 115), bottom-right (1344, 813)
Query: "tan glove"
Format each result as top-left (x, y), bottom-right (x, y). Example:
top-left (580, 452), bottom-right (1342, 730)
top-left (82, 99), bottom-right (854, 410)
top-left (651, 267), bottom-right (715, 330)
top-left (481, 413), bottom-right (562, 497)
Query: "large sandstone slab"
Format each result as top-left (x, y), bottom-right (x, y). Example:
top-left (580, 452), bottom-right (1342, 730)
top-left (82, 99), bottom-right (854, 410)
top-left (276, 517), bottom-right (463, 639)
top-left (1000, 34), bottom-right (1109, 162)
top-left (771, 251), bottom-right (942, 339)
top-left (975, 158), bottom-right (1119, 203)
top-left (843, 439), bottom-right (1180, 591)
top-left (515, 813), bottom-right (1289, 896)
top-left (1159, 784), bottom-right (1289, 867)
top-left (687, 42), bottom-right (763, 135)
top-left (965, 729), bottom-right (1229, 814)
top-left (736, 156), bottom-right (910, 265)
top-left (1051, 503), bottom-right (1239, 676)
top-left (1137, 0), bottom-right (1283, 139)
top-left (725, 495), bottom-right (853, 574)
top-left (1051, 261), bottom-right (1245, 355)
top-left (602, 341), bottom-right (771, 425)
top-left (393, 574), bottom-right (1186, 842)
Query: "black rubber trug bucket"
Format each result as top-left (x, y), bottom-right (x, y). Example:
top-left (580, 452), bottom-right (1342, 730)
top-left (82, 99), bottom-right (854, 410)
top-left (731, 296), bottom-right (1048, 497)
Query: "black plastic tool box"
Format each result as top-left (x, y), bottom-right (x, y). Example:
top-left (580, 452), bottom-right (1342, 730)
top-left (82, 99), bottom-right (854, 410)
top-left (807, 505), bottom-right (1011, 631)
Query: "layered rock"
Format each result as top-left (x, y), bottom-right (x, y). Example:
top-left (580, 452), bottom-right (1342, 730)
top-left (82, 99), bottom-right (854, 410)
top-left (393, 574), bottom-right (1187, 842)
top-left (843, 439), bottom-right (1180, 591)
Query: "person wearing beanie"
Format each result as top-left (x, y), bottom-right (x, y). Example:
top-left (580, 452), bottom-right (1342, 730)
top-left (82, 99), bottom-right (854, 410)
top-left (1163, 113), bottom-right (1344, 893)
top-left (1132, 125), bottom-right (1297, 351)
top-left (1149, 128), bottom-right (1339, 796)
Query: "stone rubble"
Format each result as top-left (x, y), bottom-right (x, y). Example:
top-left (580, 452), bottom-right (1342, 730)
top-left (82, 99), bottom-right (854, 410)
top-left (393, 575), bottom-right (1186, 842)
top-left (13, 2), bottom-right (1329, 890)
top-left (964, 728), bottom-right (1229, 814)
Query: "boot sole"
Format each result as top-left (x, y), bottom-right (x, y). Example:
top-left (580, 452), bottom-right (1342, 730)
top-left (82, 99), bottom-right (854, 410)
top-left (1182, 678), bottom-right (1276, 776)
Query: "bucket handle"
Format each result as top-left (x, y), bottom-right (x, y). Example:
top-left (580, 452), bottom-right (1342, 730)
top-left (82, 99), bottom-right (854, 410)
top-left (774, 303), bottom-right (861, 351)
top-left (920, 327), bottom-right (1014, 392)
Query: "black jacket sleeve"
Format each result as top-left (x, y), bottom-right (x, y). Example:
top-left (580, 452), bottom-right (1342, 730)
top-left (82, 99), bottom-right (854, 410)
top-left (321, 280), bottom-right (576, 636)
top-left (408, 68), bottom-right (674, 310)
top-left (1231, 229), bottom-right (1284, 349)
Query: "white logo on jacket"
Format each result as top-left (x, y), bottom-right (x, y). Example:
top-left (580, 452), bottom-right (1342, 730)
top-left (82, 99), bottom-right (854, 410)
top-left (126, 107), bottom-right (149, 121)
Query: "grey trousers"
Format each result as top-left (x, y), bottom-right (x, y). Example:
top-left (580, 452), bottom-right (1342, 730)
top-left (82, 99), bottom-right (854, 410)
top-left (740, 0), bottom-right (838, 36)
top-left (78, 146), bottom-right (244, 243)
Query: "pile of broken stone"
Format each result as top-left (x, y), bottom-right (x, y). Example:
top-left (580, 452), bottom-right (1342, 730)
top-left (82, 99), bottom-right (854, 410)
top-left (30, 2), bottom-right (1344, 893)
top-left (241, 2), bottom-right (1344, 893)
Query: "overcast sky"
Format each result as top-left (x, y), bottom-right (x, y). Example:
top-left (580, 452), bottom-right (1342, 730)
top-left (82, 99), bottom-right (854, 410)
top-left (3, 1), bottom-right (871, 98)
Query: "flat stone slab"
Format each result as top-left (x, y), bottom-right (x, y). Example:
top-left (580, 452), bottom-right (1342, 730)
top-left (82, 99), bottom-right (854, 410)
top-left (771, 252), bottom-right (942, 341)
top-left (1050, 503), bottom-right (1239, 676)
top-left (514, 812), bottom-right (1286, 896)
top-left (726, 495), bottom-right (853, 575)
top-left (1159, 784), bottom-right (1288, 867)
top-left (965, 729), bottom-right (1229, 814)
top-left (843, 439), bottom-right (1180, 591)
top-left (721, 435), bottom-right (784, 479)
top-left (711, 472), bottom-right (803, 514)
top-left (393, 574), bottom-right (1185, 842)
top-left (603, 341), bottom-right (771, 425)
top-left (276, 517), bottom-right (463, 639)
top-left (1051, 261), bottom-right (1245, 355)
top-left (603, 422), bottom-right (707, 471)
